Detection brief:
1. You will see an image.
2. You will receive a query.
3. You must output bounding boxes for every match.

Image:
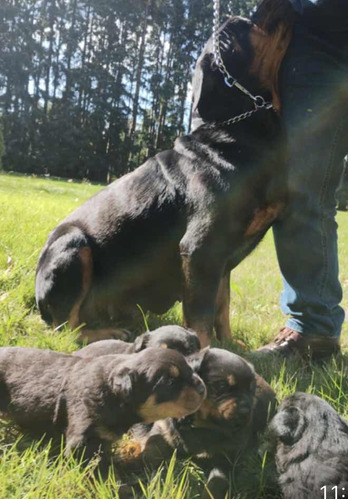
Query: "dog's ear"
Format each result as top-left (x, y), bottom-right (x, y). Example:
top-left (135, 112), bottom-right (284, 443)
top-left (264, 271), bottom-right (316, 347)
top-left (133, 332), bottom-right (151, 352)
top-left (270, 406), bottom-right (307, 445)
top-left (110, 366), bottom-right (138, 399)
top-left (191, 52), bottom-right (216, 130)
top-left (187, 347), bottom-right (210, 373)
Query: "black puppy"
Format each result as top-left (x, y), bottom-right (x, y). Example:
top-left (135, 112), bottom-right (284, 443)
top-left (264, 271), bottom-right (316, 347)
top-left (35, 16), bottom-right (289, 348)
top-left (269, 392), bottom-right (348, 499)
top-left (0, 346), bottom-right (206, 469)
top-left (74, 325), bottom-right (200, 358)
top-left (116, 348), bottom-right (276, 496)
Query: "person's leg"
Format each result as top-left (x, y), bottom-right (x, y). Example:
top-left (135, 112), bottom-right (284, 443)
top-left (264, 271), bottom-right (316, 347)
top-left (336, 157), bottom-right (348, 211)
top-left (259, 25), bottom-right (348, 357)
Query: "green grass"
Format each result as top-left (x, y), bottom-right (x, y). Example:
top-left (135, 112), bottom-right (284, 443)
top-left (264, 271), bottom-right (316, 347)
top-left (0, 172), bottom-right (348, 498)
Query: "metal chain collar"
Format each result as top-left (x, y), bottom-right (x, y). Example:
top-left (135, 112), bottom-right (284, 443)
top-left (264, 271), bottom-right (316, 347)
top-left (212, 0), bottom-right (274, 125)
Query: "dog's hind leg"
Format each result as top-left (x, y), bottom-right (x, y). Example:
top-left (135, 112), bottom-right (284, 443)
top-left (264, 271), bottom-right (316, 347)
top-left (67, 246), bottom-right (93, 329)
top-left (214, 271), bottom-right (232, 342)
top-left (35, 225), bottom-right (93, 331)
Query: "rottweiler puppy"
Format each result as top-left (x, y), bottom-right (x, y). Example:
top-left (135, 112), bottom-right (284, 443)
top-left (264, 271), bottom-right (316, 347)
top-left (74, 325), bottom-right (200, 358)
top-left (115, 348), bottom-right (276, 496)
top-left (0, 346), bottom-right (206, 470)
top-left (269, 392), bottom-right (348, 499)
top-left (35, 17), bottom-right (290, 347)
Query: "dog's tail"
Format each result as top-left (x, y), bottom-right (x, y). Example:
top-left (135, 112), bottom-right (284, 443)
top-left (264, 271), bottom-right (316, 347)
top-left (35, 223), bottom-right (93, 328)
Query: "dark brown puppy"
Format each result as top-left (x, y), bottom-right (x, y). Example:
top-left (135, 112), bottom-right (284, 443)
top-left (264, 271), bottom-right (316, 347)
top-left (269, 393), bottom-right (348, 499)
top-left (74, 325), bottom-right (200, 358)
top-left (116, 348), bottom-right (276, 496)
top-left (0, 346), bottom-right (206, 470)
top-left (35, 16), bottom-right (290, 348)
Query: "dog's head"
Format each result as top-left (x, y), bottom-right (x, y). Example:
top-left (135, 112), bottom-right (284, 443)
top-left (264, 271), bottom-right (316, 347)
top-left (269, 392), bottom-right (348, 447)
top-left (189, 347), bottom-right (256, 428)
top-left (192, 15), bottom-right (291, 128)
top-left (133, 326), bottom-right (200, 356)
top-left (111, 347), bottom-right (206, 424)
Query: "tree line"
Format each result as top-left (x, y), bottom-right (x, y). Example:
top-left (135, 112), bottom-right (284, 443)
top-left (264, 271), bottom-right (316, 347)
top-left (1, 0), bottom-right (257, 182)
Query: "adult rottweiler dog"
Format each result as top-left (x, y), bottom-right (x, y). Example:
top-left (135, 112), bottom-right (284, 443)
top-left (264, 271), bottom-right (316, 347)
top-left (269, 393), bottom-right (348, 499)
top-left (0, 346), bottom-right (206, 470)
top-left (115, 348), bottom-right (276, 497)
top-left (74, 325), bottom-right (200, 358)
top-left (35, 17), bottom-right (291, 347)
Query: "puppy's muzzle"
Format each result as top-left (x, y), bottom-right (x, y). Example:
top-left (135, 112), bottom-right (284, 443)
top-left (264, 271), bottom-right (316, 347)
top-left (216, 395), bottom-right (253, 423)
top-left (238, 397), bottom-right (253, 416)
top-left (193, 373), bottom-right (207, 400)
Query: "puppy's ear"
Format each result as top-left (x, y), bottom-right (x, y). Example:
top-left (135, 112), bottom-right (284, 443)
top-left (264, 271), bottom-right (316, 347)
top-left (134, 333), bottom-right (151, 352)
top-left (270, 406), bottom-right (307, 445)
top-left (110, 366), bottom-right (138, 399)
top-left (187, 347), bottom-right (210, 373)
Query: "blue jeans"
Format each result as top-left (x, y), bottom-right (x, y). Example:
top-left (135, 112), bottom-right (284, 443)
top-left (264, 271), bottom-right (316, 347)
top-left (273, 24), bottom-right (348, 338)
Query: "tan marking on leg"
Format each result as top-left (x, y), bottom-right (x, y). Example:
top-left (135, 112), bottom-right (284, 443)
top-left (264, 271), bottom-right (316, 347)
top-left (195, 331), bottom-right (211, 349)
top-left (67, 246), bottom-right (93, 329)
top-left (214, 272), bottom-right (232, 342)
top-left (245, 204), bottom-right (282, 237)
top-left (183, 316), bottom-right (212, 348)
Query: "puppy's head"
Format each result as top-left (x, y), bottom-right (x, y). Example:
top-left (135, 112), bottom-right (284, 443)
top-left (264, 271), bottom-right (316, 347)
top-left (111, 348), bottom-right (206, 424)
top-left (270, 392), bottom-right (347, 446)
top-left (189, 348), bottom-right (256, 428)
top-left (133, 326), bottom-right (200, 356)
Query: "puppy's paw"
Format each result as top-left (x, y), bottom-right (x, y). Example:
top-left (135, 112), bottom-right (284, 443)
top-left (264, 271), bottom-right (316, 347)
top-left (205, 468), bottom-right (229, 499)
top-left (116, 440), bottom-right (143, 463)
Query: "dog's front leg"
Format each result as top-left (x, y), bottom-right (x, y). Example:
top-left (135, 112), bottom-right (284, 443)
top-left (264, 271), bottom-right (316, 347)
top-left (180, 232), bottom-right (225, 347)
top-left (181, 254), bottom-right (221, 347)
top-left (214, 270), bottom-right (232, 342)
top-left (65, 419), bottom-right (111, 476)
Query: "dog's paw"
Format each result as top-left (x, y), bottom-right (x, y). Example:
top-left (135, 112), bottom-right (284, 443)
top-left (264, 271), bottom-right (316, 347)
top-left (78, 328), bottom-right (134, 344)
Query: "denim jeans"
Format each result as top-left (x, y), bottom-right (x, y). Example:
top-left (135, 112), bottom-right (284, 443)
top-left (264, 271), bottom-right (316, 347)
top-left (273, 24), bottom-right (348, 338)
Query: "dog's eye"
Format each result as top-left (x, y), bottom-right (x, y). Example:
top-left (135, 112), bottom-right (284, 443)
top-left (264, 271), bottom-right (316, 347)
top-left (210, 59), bottom-right (219, 71)
top-left (159, 375), bottom-right (177, 388)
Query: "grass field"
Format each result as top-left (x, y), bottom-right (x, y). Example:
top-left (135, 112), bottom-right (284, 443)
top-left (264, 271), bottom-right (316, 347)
top-left (0, 172), bottom-right (348, 499)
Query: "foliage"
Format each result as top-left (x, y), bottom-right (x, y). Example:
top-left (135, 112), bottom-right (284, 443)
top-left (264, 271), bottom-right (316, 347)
top-left (0, 0), bottom-right (259, 182)
top-left (0, 123), bottom-right (4, 171)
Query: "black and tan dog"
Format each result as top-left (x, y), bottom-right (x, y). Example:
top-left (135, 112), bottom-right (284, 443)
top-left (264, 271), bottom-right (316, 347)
top-left (35, 17), bottom-right (291, 347)
top-left (115, 348), bottom-right (276, 496)
top-left (269, 393), bottom-right (348, 499)
top-left (74, 325), bottom-right (200, 358)
top-left (0, 346), bottom-right (206, 470)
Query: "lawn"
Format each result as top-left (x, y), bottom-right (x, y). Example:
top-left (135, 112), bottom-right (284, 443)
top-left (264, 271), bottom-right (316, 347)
top-left (0, 172), bottom-right (348, 499)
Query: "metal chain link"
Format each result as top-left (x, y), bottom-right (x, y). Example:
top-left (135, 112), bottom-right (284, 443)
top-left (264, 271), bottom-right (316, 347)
top-left (211, 0), bottom-right (274, 125)
top-left (213, 0), bottom-right (234, 87)
top-left (207, 108), bottom-right (259, 129)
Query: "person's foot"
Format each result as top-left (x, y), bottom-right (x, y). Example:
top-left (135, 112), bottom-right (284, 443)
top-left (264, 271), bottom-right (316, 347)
top-left (255, 327), bottom-right (340, 360)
